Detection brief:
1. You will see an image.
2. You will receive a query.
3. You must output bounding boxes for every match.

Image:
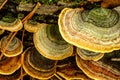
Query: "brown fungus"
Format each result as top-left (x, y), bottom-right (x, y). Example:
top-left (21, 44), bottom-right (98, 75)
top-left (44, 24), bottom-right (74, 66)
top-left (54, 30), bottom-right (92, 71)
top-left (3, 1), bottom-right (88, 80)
top-left (76, 53), bottom-right (120, 80)
top-left (56, 56), bottom-right (92, 80)
top-left (0, 55), bottom-right (21, 75)
top-left (22, 47), bottom-right (57, 79)
top-left (0, 68), bottom-right (21, 80)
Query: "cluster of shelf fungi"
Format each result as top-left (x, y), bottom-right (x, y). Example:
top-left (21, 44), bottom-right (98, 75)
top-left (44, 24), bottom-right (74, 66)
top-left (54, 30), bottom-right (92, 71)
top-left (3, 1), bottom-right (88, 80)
top-left (0, 0), bottom-right (120, 80)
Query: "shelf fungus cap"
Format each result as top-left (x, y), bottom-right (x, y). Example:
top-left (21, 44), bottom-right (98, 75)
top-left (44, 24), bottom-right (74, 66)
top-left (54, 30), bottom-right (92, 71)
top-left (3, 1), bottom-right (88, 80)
top-left (76, 54), bottom-right (120, 80)
top-left (0, 68), bottom-right (21, 80)
top-left (0, 56), bottom-right (21, 75)
top-left (77, 48), bottom-right (104, 61)
top-left (58, 7), bottom-right (120, 53)
top-left (33, 23), bottom-right (73, 60)
top-left (22, 47), bottom-right (57, 79)
top-left (24, 20), bottom-right (40, 33)
top-left (0, 19), bottom-right (23, 32)
top-left (57, 56), bottom-right (92, 80)
top-left (1, 36), bottom-right (23, 57)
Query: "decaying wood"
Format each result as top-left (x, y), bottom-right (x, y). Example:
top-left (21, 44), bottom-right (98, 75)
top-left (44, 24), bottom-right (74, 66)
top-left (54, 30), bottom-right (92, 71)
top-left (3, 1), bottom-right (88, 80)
top-left (16, 1), bottom-right (86, 16)
top-left (87, 0), bottom-right (120, 8)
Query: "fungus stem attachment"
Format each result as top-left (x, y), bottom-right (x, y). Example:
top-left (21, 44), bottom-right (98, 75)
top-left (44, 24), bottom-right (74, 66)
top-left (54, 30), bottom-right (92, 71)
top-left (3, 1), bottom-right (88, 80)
top-left (0, 0), bottom-right (8, 10)
top-left (1, 2), bottom-right (41, 55)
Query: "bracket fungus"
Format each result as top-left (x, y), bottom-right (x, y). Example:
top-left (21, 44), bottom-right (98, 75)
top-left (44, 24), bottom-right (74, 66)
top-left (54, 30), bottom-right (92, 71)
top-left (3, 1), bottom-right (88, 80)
top-left (76, 53), bottom-right (120, 80)
top-left (0, 18), bottom-right (23, 32)
top-left (0, 36), bottom-right (23, 57)
top-left (0, 55), bottom-right (21, 75)
top-left (57, 56), bottom-right (92, 80)
top-left (0, 68), bottom-right (21, 80)
top-left (77, 48), bottom-right (104, 61)
top-left (24, 21), bottom-right (73, 60)
top-left (24, 20), bottom-right (39, 33)
top-left (58, 6), bottom-right (120, 53)
top-left (22, 47), bottom-right (57, 79)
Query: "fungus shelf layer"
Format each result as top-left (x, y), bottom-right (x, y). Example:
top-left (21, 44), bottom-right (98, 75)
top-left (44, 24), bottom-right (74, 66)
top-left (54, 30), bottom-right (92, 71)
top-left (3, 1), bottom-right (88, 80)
top-left (58, 6), bottom-right (120, 53)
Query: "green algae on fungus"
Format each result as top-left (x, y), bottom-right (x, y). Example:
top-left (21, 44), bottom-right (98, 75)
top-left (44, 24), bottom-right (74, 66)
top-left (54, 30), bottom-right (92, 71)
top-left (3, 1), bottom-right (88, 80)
top-left (58, 6), bottom-right (120, 53)
top-left (0, 18), bottom-right (23, 32)
top-left (24, 21), bottom-right (73, 60)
